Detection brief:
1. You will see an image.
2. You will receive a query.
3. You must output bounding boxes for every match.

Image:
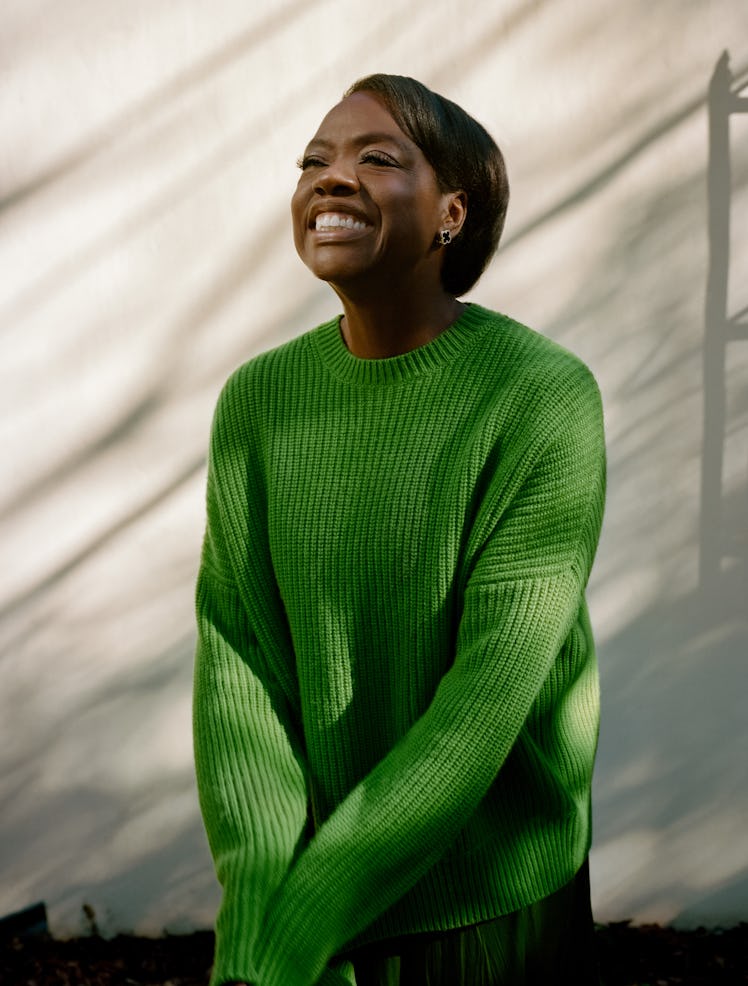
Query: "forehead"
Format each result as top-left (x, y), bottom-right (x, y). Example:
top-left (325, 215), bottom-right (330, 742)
top-left (307, 91), bottom-right (414, 151)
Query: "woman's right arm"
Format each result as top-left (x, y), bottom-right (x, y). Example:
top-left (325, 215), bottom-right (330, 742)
top-left (193, 370), bottom-right (308, 986)
top-left (194, 370), bottom-right (357, 986)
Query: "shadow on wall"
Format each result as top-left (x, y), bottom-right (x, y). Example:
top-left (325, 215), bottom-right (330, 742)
top-left (592, 560), bottom-right (746, 925)
top-left (701, 51), bottom-right (748, 587)
top-left (0, 0), bottom-right (314, 213)
top-left (589, 50), bottom-right (748, 928)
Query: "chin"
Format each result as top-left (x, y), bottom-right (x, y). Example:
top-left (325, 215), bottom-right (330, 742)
top-left (306, 259), bottom-right (370, 287)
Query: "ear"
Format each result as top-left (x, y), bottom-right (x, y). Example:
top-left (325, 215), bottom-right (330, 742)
top-left (441, 190), bottom-right (467, 238)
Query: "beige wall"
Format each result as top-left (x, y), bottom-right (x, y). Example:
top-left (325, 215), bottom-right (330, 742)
top-left (1, 0), bottom-right (747, 936)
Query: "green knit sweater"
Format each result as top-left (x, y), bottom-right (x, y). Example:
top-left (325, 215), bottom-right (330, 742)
top-left (193, 303), bottom-right (606, 986)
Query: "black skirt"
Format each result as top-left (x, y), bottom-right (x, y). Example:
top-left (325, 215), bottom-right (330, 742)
top-left (345, 860), bottom-right (599, 986)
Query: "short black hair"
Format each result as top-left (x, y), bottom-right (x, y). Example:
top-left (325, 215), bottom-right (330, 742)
top-left (345, 74), bottom-right (509, 297)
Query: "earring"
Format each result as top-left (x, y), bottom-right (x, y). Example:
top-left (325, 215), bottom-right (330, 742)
top-left (439, 229), bottom-right (452, 245)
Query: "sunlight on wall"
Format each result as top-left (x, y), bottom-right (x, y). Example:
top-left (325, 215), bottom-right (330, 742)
top-left (1, 0), bottom-right (747, 936)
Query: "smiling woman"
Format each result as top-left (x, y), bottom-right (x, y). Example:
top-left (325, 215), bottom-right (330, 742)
top-left (192, 74), bottom-right (606, 986)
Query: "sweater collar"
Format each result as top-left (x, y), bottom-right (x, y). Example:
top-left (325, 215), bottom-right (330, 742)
top-left (311, 303), bottom-right (495, 386)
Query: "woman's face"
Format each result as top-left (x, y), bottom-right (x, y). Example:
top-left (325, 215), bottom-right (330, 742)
top-left (292, 92), bottom-right (458, 292)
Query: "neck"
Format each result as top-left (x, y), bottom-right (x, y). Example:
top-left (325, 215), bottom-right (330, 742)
top-left (334, 285), bottom-right (465, 359)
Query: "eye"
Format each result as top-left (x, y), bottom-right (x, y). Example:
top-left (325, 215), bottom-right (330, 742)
top-left (297, 155), bottom-right (326, 170)
top-left (361, 151), bottom-right (399, 167)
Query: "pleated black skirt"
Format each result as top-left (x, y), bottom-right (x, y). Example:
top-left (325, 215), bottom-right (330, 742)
top-left (346, 860), bottom-right (599, 986)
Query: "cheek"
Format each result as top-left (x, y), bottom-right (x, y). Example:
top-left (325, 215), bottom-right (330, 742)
top-left (290, 187), bottom-right (307, 250)
top-left (385, 197), bottom-right (440, 251)
top-left (390, 182), bottom-right (443, 236)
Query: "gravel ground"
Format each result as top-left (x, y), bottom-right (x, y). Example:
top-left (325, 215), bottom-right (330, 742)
top-left (2, 923), bottom-right (747, 986)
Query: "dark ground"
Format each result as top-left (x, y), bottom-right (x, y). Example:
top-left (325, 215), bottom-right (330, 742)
top-left (1, 924), bottom-right (747, 986)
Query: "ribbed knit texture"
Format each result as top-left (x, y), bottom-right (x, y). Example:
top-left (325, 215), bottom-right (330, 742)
top-left (193, 304), bottom-right (606, 986)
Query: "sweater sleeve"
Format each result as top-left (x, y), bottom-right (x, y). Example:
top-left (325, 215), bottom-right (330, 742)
top-left (193, 375), bottom-right (356, 986)
top-left (251, 367), bottom-right (606, 986)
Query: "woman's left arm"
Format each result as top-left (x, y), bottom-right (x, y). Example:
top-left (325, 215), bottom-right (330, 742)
top-left (251, 367), bottom-right (606, 986)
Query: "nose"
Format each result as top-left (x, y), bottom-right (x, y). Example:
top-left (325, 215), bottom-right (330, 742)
top-left (313, 158), bottom-right (358, 196)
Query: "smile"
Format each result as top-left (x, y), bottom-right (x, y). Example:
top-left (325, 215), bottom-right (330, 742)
top-left (314, 212), bottom-right (369, 231)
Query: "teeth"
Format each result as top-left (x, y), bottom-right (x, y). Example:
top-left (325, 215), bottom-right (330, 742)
top-left (315, 212), bottom-right (367, 231)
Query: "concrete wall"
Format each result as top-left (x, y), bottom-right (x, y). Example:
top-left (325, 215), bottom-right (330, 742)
top-left (1, 0), bottom-right (746, 937)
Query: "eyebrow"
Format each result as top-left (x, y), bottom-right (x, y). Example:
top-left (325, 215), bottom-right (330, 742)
top-left (305, 132), bottom-right (411, 154)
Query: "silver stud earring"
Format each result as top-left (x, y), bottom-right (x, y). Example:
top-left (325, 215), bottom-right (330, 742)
top-left (439, 229), bottom-right (452, 245)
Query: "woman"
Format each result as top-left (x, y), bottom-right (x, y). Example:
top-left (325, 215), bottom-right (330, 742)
top-left (193, 74), bottom-right (606, 986)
